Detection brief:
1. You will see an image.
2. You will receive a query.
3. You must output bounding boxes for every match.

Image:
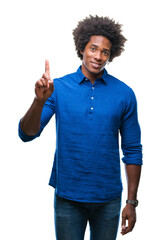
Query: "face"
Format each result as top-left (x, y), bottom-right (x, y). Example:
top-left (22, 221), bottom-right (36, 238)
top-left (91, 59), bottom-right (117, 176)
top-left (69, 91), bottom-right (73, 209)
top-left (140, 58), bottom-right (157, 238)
top-left (81, 35), bottom-right (112, 80)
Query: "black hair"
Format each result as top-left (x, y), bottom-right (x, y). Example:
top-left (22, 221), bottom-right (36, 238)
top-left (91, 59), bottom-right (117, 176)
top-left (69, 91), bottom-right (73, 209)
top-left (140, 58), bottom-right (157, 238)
top-left (73, 15), bottom-right (127, 62)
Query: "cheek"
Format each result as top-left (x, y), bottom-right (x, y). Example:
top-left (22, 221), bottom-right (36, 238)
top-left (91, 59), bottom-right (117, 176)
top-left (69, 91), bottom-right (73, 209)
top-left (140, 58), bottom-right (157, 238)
top-left (103, 57), bottom-right (109, 64)
top-left (82, 52), bottom-right (91, 63)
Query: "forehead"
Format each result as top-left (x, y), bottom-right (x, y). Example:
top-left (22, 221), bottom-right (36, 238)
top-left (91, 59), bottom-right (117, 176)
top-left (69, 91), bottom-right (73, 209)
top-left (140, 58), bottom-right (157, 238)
top-left (87, 35), bottom-right (112, 49)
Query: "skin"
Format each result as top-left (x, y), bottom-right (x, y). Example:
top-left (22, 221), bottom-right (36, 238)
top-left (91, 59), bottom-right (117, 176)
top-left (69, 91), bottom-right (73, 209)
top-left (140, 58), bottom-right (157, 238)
top-left (80, 35), bottom-right (111, 84)
top-left (121, 164), bottom-right (141, 235)
top-left (35, 60), bottom-right (54, 101)
top-left (80, 36), bottom-right (142, 235)
top-left (20, 36), bottom-right (142, 236)
top-left (20, 60), bottom-right (54, 135)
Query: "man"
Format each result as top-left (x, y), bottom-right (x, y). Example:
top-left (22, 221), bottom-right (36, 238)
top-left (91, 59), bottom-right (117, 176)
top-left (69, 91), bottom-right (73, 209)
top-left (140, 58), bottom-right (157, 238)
top-left (18, 15), bottom-right (142, 240)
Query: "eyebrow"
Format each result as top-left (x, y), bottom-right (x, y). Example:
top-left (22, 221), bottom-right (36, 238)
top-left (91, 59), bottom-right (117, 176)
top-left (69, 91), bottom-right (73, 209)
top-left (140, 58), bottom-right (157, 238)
top-left (90, 44), bottom-right (110, 52)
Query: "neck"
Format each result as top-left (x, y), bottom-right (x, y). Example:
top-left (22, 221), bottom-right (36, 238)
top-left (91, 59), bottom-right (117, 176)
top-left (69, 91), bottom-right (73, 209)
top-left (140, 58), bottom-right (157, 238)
top-left (81, 64), bottom-right (104, 84)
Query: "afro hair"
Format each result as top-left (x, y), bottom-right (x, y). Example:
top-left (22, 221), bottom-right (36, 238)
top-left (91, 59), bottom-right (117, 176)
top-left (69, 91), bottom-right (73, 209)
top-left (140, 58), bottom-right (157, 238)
top-left (73, 15), bottom-right (127, 62)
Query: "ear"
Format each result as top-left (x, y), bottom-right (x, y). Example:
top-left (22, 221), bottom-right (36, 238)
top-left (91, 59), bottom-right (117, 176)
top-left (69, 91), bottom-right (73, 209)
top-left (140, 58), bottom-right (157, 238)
top-left (80, 50), bottom-right (84, 55)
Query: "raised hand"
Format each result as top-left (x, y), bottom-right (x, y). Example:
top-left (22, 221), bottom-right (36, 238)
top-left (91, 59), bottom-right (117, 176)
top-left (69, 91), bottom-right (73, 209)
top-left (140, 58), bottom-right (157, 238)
top-left (35, 60), bottom-right (54, 101)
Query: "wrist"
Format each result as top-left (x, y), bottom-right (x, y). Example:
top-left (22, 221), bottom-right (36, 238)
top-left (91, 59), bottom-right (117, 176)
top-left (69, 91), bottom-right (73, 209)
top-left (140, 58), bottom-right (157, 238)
top-left (34, 96), bottom-right (46, 107)
top-left (126, 199), bottom-right (139, 207)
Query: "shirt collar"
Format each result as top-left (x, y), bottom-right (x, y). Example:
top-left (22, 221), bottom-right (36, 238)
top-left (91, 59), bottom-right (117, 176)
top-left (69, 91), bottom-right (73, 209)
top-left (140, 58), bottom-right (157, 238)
top-left (76, 66), bottom-right (109, 85)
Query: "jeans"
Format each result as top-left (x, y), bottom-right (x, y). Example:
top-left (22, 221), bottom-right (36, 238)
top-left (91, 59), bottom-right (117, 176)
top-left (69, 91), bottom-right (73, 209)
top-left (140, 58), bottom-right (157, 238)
top-left (54, 191), bottom-right (121, 240)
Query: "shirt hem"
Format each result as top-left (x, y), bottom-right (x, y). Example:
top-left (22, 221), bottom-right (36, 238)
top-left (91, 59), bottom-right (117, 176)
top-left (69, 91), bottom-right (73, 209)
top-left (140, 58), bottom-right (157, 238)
top-left (54, 190), bottom-right (122, 203)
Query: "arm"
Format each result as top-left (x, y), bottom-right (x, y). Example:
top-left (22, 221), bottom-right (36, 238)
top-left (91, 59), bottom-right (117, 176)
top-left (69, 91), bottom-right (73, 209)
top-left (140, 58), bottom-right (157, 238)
top-left (121, 164), bottom-right (142, 235)
top-left (126, 164), bottom-right (141, 201)
top-left (20, 97), bottom-right (46, 136)
top-left (120, 88), bottom-right (143, 235)
top-left (20, 60), bottom-right (54, 136)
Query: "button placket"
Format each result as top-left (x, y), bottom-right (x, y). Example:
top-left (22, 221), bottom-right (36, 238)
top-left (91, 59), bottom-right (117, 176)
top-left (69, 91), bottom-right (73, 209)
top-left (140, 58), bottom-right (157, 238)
top-left (89, 85), bottom-right (95, 115)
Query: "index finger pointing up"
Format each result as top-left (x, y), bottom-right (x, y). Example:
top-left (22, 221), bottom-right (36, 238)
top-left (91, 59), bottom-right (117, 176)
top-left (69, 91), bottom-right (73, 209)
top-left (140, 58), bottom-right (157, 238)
top-left (45, 59), bottom-right (50, 76)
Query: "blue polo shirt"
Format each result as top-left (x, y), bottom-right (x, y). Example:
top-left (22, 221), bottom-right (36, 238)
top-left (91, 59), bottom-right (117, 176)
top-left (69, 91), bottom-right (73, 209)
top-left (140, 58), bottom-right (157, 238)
top-left (19, 66), bottom-right (142, 203)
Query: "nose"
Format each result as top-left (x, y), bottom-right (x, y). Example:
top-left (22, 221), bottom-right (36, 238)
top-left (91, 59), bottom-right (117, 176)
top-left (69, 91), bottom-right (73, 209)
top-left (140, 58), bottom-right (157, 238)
top-left (94, 51), bottom-right (102, 61)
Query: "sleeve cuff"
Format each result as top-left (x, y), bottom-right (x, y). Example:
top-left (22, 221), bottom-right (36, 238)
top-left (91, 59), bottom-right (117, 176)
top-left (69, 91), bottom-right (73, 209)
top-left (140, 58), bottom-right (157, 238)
top-left (122, 157), bottom-right (143, 165)
top-left (18, 120), bottom-right (40, 142)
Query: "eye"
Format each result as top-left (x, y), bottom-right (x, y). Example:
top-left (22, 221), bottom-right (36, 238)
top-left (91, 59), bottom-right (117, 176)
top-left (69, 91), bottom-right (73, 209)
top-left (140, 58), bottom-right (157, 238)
top-left (90, 47), bottom-right (96, 51)
top-left (103, 51), bottom-right (110, 56)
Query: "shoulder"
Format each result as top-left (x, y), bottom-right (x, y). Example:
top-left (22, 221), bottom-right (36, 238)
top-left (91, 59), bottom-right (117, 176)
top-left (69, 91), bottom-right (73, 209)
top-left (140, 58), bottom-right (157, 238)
top-left (50, 71), bottom-right (77, 99)
top-left (107, 73), bottom-right (136, 98)
top-left (53, 71), bottom-right (77, 85)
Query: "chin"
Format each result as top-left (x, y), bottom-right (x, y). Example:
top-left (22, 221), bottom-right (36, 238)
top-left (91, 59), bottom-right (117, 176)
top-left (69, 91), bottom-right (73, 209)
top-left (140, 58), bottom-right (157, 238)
top-left (90, 67), bottom-right (102, 75)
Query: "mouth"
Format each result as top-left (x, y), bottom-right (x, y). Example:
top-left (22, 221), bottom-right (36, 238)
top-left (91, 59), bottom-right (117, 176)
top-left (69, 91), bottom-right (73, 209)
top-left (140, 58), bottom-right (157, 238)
top-left (90, 62), bottom-right (102, 69)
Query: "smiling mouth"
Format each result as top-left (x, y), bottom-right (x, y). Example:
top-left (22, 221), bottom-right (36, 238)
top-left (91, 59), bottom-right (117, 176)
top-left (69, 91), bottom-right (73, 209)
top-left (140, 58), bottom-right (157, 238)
top-left (90, 62), bottom-right (102, 69)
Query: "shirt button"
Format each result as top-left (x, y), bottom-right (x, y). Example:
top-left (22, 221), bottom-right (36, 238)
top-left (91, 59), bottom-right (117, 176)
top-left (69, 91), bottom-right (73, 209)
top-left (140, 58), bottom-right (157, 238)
top-left (85, 78), bottom-right (88, 81)
top-left (92, 87), bottom-right (94, 89)
top-left (91, 97), bottom-right (94, 99)
top-left (91, 107), bottom-right (94, 110)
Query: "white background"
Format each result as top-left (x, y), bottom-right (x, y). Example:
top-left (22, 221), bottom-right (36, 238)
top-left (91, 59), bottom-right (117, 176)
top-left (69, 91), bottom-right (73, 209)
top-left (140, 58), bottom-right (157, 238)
top-left (0, 0), bottom-right (161, 239)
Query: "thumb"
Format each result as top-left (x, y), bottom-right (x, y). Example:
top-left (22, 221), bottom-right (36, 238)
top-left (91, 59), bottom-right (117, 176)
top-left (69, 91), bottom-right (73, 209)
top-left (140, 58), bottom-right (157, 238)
top-left (121, 215), bottom-right (127, 234)
top-left (122, 216), bottom-right (126, 229)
